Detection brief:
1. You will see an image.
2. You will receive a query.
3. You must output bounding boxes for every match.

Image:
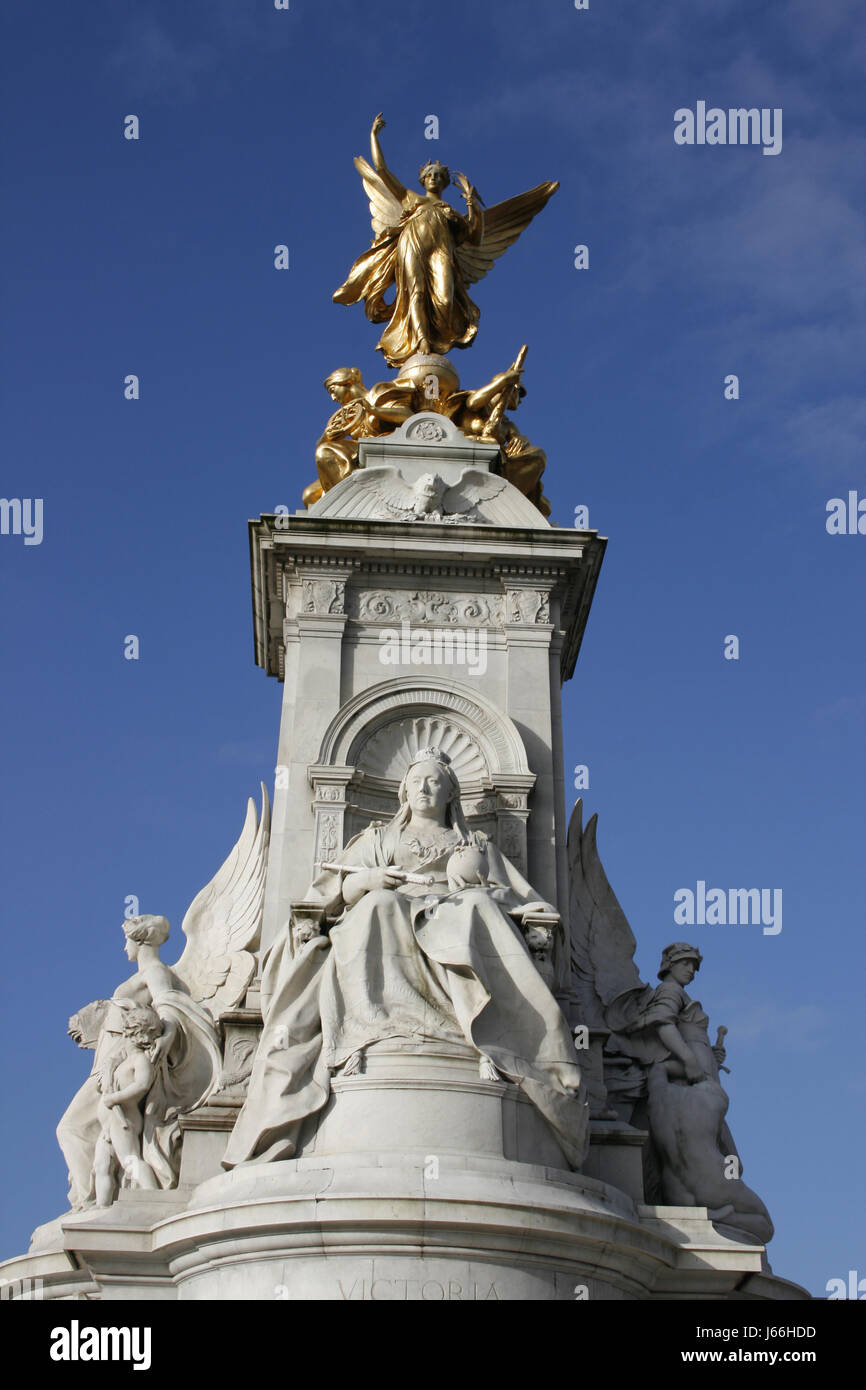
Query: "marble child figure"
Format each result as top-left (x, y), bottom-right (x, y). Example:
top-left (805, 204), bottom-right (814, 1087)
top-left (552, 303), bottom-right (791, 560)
top-left (57, 914), bottom-right (222, 1209)
top-left (93, 1006), bottom-right (164, 1206)
top-left (225, 748), bottom-right (589, 1170)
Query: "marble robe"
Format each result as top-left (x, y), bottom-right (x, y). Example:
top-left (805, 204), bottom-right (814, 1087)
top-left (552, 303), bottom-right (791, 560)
top-left (224, 824), bottom-right (588, 1169)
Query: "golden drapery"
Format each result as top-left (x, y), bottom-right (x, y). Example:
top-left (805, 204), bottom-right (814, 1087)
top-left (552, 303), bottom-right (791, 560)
top-left (334, 195), bottom-right (480, 367)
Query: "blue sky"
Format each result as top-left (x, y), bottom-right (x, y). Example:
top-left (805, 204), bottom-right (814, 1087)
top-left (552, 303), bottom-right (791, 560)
top-left (1, 0), bottom-right (864, 1295)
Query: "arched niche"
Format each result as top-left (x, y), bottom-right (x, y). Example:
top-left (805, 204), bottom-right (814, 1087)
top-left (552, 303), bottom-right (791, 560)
top-left (307, 678), bottom-right (536, 873)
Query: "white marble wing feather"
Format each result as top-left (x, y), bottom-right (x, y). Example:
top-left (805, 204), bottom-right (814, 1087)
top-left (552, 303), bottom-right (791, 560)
top-left (567, 798), bottom-right (646, 1029)
top-left (308, 468), bottom-right (424, 521)
top-left (443, 472), bottom-right (507, 513)
top-left (379, 474), bottom-right (437, 517)
top-left (172, 784), bottom-right (271, 1019)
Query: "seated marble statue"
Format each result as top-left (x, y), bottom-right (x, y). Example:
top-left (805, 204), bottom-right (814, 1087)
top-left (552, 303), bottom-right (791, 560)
top-left (225, 747), bottom-right (588, 1169)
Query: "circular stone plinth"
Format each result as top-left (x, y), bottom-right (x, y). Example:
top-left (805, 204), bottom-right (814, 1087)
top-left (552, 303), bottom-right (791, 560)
top-left (168, 1152), bottom-right (646, 1301)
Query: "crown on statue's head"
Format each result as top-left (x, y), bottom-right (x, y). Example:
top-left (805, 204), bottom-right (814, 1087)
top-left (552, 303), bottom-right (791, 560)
top-left (408, 746), bottom-right (451, 768)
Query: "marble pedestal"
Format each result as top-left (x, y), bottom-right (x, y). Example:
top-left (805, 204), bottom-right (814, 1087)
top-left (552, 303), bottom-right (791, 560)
top-left (1, 1040), bottom-right (809, 1301)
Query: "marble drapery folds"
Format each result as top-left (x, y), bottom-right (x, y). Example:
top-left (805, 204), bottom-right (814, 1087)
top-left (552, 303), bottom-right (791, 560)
top-left (224, 822), bottom-right (588, 1170)
top-left (58, 977), bottom-right (221, 1208)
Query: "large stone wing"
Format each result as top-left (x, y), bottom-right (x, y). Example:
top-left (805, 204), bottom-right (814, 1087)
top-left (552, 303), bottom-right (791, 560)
top-left (310, 466), bottom-right (419, 519)
top-left (354, 155), bottom-right (404, 238)
top-left (172, 785), bottom-right (270, 1019)
top-left (456, 180), bottom-right (559, 286)
top-left (443, 470), bottom-right (507, 514)
top-left (567, 798), bottom-right (646, 1028)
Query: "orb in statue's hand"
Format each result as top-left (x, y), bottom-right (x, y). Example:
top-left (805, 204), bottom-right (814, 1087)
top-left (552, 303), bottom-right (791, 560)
top-left (446, 842), bottom-right (489, 890)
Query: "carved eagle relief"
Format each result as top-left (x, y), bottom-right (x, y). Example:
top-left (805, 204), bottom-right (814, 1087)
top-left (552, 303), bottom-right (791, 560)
top-left (317, 466), bottom-right (507, 525)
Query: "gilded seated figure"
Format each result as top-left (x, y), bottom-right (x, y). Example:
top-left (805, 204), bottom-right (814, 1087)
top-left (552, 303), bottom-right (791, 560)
top-left (302, 367), bottom-right (416, 509)
top-left (446, 356), bottom-right (551, 517)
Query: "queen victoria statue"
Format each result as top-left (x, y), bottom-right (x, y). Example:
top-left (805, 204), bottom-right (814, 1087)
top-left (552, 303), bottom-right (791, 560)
top-left (225, 749), bottom-right (589, 1171)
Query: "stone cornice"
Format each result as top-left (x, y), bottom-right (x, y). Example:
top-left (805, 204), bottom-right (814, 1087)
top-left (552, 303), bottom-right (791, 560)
top-left (249, 514), bottom-right (606, 683)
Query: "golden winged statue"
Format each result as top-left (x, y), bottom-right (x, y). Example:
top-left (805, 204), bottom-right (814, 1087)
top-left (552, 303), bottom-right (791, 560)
top-left (333, 114), bottom-right (559, 368)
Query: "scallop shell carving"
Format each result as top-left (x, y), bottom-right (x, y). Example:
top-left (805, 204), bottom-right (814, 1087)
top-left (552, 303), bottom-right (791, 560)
top-left (358, 717), bottom-right (488, 786)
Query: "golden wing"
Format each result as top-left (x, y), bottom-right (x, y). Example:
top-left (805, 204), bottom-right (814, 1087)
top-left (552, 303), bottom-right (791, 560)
top-left (456, 180), bottom-right (559, 286)
top-left (354, 155), bottom-right (405, 238)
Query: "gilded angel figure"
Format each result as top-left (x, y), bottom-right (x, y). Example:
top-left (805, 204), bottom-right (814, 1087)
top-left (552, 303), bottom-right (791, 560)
top-left (333, 114), bottom-right (559, 367)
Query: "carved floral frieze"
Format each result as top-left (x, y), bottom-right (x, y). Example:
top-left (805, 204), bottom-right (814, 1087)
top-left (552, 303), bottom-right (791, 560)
top-left (353, 590), bottom-right (506, 626)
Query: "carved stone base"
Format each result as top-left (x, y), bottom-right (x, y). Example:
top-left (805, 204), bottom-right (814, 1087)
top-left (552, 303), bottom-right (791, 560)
top-left (0, 1039), bottom-right (810, 1301)
top-left (585, 1120), bottom-right (648, 1203)
top-left (301, 1039), bottom-right (572, 1170)
top-left (162, 1163), bottom-right (809, 1302)
top-left (1, 1172), bottom-right (810, 1302)
top-left (178, 1097), bottom-right (243, 1188)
